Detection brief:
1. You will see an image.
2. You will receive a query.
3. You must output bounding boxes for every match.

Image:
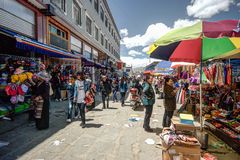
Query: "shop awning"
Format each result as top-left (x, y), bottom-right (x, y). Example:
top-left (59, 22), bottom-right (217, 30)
top-left (94, 62), bottom-right (105, 69)
top-left (82, 57), bottom-right (95, 67)
top-left (0, 27), bottom-right (80, 59)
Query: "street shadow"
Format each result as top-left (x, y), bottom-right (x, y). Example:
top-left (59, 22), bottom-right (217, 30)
top-left (107, 107), bottom-right (118, 110)
top-left (85, 118), bottom-right (94, 122)
top-left (154, 127), bottom-right (163, 135)
top-left (91, 108), bottom-right (103, 112)
top-left (84, 123), bottom-right (103, 128)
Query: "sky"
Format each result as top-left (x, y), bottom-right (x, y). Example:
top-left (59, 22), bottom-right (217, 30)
top-left (108, 0), bottom-right (240, 68)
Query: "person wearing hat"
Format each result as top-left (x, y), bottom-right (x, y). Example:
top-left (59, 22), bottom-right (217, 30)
top-left (100, 75), bottom-right (112, 109)
top-left (34, 71), bottom-right (51, 130)
top-left (73, 72), bottom-right (88, 128)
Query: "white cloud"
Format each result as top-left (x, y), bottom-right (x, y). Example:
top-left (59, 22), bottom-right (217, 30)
top-left (173, 19), bottom-right (200, 29)
top-left (142, 46), bottom-right (149, 53)
top-left (120, 28), bottom-right (128, 37)
top-left (121, 23), bottom-right (171, 49)
top-left (237, 2), bottom-right (240, 7)
top-left (128, 50), bottom-right (142, 57)
top-left (186, 0), bottom-right (234, 18)
top-left (121, 19), bottom-right (200, 50)
top-left (121, 56), bottom-right (161, 68)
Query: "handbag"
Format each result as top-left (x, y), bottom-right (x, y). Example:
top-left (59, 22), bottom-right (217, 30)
top-left (49, 83), bottom-right (53, 96)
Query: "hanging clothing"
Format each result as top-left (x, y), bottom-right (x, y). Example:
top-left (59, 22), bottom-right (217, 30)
top-left (227, 64), bottom-right (232, 85)
top-left (217, 63), bottom-right (224, 86)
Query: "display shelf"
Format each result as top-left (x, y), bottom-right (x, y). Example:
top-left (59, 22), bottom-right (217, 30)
top-left (206, 124), bottom-right (240, 154)
top-left (213, 117), bottom-right (240, 134)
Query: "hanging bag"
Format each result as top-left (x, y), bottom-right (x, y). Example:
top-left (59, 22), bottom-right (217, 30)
top-left (49, 82), bottom-right (53, 96)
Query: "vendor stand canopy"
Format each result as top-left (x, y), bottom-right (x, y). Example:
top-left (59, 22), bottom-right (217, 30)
top-left (153, 60), bottom-right (173, 75)
top-left (171, 62), bottom-right (196, 68)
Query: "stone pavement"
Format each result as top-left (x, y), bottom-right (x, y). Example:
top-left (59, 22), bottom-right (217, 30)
top-left (0, 95), bottom-right (165, 160)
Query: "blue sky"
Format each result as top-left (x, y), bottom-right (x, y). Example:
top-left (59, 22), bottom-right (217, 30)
top-left (108, 0), bottom-right (240, 67)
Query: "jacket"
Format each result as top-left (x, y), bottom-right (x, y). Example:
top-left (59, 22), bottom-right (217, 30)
top-left (142, 82), bottom-right (155, 106)
top-left (119, 81), bottom-right (128, 93)
top-left (73, 80), bottom-right (88, 101)
top-left (100, 80), bottom-right (112, 95)
top-left (163, 84), bottom-right (176, 111)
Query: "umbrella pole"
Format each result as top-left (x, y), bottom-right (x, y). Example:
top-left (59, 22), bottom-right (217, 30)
top-left (200, 40), bottom-right (203, 131)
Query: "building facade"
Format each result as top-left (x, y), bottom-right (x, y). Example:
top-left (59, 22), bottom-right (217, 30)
top-left (43, 0), bottom-right (121, 64)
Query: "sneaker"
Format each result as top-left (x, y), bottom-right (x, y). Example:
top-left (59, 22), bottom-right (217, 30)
top-left (66, 119), bottom-right (71, 123)
top-left (74, 116), bottom-right (79, 119)
top-left (55, 99), bottom-right (59, 102)
top-left (80, 122), bottom-right (85, 127)
top-left (82, 124), bottom-right (86, 128)
top-left (59, 99), bottom-right (62, 102)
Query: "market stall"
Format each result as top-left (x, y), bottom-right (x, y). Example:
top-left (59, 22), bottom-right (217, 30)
top-left (147, 19), bottom-right (240, 159)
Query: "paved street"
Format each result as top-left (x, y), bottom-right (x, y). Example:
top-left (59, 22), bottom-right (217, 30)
top-left (0, 95), bottom-right (164, 160)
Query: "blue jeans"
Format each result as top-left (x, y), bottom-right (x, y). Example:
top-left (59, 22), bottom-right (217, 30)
top-left (77, 103), bottom-right (86, 124)
top-left (67, 99), bottom-right (74, 119)
top-left (54, 86), bottom-right (61, 100)
top-left (120, 92), bottom-right (126, 105)
top-left (102, 93), bottom-right (109, 108)
top-left (113, 90), bottom-right (118, 102)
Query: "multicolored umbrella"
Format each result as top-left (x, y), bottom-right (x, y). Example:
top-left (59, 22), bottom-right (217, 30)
top-left (148, 20), bottom-right (240, 63)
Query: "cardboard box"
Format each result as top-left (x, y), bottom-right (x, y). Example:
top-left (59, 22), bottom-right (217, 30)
top-left (171, 116), bottom-right (200, 132)
top-left (163, 144), bottom-right (201, 160)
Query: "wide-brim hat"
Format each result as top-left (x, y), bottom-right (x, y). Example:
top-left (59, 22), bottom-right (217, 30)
top-left (14, 68), bottom-right (25, 75)
top-left (35, 71), bottom-right (51, 82)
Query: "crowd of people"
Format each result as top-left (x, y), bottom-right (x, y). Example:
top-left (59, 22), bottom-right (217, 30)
top-left (28, 66), bottom-right (180, 132)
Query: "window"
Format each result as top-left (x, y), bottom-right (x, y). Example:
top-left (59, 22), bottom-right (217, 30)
top-left (86, 16), bottom-right (92, 35)
top-left (100, 6), bottom-right (104, 22)
top-left (105, 39), bottom-right (108, 49)
top-left (94, 0), bottom-right (99, 13)
top-left (105, 16), bottom-right (108, 27)
top-left (108, 23), bottom-right (111, 32)
top-left (95, 26), bottom-right (99, 41)
top-left (108, 43), bottom-right (110, 51)
top-left (51, 0), bottom-right (66, 12)
top-left (49, 24), bottom-right (68, 50)
top-left (71, 36), bottom-right (82, 53)
top-left (73, 1), bottom-right (81, 26)
top-left (84, 44), bottom-right (92, 59)
top-left (101, 34), bottom-right (104, 46)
